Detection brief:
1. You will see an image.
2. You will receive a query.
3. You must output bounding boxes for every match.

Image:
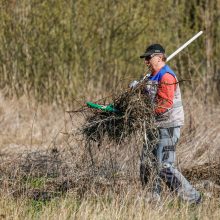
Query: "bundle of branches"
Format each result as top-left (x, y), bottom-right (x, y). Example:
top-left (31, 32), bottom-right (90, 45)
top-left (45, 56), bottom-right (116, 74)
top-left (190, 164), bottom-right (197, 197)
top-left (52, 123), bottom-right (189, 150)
top-left (82, 84), bottom-right (157, 145)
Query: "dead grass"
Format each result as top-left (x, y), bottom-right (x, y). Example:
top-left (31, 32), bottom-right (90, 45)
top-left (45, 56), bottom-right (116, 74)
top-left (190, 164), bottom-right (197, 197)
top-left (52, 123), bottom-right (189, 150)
top-left (0, 192), bottom-right (220, 220)
top-left (0, 93), bottom-right (72, 153)
top-left (0, 91), bottom-right (220, 219)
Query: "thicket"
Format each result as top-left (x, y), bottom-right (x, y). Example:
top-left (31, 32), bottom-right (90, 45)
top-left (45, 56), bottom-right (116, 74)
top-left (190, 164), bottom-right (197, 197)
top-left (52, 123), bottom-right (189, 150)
top-left (0, 0), bottom-right (219, 104)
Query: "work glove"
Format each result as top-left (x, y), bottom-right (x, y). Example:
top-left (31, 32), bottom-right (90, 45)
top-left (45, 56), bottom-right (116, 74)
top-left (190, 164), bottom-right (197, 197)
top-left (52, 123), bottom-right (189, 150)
top-left (129, 80), bottom-right (139, 89)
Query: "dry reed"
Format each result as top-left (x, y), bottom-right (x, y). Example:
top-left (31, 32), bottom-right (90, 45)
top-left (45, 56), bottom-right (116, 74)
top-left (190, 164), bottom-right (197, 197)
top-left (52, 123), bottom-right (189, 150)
top-left (81, 85), bottom-right (156, 145)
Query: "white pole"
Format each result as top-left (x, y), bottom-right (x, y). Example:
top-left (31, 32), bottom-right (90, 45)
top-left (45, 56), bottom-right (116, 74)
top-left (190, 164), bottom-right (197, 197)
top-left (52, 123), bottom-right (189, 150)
top-left (139, 31), bottom-right (203, 81)
top-left (130, 31), bottom-right (204, 86)
top-left (166, 31), bottom-right (203, 62)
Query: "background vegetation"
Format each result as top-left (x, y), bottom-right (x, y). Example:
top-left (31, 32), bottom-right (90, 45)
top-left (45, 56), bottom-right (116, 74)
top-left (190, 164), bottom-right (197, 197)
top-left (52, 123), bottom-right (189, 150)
top-left (0, 0), bottom-right (219, 104)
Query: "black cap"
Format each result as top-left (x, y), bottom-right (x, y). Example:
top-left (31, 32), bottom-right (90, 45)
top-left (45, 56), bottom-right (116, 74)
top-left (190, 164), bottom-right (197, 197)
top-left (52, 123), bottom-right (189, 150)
top-left (140, 44), bottom-right (165, 58)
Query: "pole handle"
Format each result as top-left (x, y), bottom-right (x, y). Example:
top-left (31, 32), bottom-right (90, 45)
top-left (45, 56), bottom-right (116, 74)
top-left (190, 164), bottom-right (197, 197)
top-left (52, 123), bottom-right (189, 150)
top-left (141, 31), bottom-right (203, 81)
top-left (166, 31), bottom-right (203, 62)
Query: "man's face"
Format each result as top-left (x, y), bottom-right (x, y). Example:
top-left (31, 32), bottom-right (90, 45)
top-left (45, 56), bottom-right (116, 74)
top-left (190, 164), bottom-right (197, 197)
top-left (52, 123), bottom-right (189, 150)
top-left (144, 54), bottom-right (163, 72)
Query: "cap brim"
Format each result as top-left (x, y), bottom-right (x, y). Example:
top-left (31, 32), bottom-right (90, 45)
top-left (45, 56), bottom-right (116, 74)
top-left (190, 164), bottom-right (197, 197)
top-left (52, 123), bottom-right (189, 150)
top-left (139, 52), bottom-right (152, 59)
top-left (140, 55), bottom-right (145, 58)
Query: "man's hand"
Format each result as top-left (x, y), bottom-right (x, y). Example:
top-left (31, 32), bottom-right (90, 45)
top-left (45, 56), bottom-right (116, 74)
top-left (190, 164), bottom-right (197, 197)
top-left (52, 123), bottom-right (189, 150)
top-left (129, 80), bottom-right (139, 89)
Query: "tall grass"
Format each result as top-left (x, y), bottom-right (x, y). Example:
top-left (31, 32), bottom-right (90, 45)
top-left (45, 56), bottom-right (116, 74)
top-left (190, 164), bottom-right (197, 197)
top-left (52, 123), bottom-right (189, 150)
top-left (0, 83), bottom-right (220, 219)
top-left (0, 193), bottom-right (220, 220)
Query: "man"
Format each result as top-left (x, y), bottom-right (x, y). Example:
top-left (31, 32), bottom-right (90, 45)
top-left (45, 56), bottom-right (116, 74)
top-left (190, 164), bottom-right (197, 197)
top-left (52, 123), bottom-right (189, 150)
top-left (138, 44), bottom-right (201, 204)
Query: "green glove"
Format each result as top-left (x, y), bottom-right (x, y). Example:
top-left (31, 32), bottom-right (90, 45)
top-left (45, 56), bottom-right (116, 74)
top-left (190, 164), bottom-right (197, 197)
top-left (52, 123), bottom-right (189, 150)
top-left (86, 102), bottom-right (119, 113)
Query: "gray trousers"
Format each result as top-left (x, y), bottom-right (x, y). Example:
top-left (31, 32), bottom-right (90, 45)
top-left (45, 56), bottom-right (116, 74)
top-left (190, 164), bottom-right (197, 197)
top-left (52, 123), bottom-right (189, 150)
top-left (140, 126), bottom-right (200, 203)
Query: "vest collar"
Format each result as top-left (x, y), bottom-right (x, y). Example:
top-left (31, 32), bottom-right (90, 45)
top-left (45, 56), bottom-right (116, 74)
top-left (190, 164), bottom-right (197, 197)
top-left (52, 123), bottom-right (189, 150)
top-left (151, 64), bottom-right (166, 76)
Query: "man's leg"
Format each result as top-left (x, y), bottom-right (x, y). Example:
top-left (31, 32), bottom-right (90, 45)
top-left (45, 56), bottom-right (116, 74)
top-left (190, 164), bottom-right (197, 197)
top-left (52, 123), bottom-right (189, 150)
top-left (158, 127), bottom-right (201, 203)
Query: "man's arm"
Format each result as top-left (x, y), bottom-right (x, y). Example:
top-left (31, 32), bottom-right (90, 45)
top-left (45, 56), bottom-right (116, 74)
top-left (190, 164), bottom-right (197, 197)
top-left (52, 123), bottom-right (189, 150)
top-left (155, 73), bottom-right (177, 115)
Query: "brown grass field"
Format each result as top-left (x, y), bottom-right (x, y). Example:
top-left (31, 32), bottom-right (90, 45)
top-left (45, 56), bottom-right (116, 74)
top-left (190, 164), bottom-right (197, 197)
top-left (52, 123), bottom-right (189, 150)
top-left (0, 86), bottom-right (220, 219)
